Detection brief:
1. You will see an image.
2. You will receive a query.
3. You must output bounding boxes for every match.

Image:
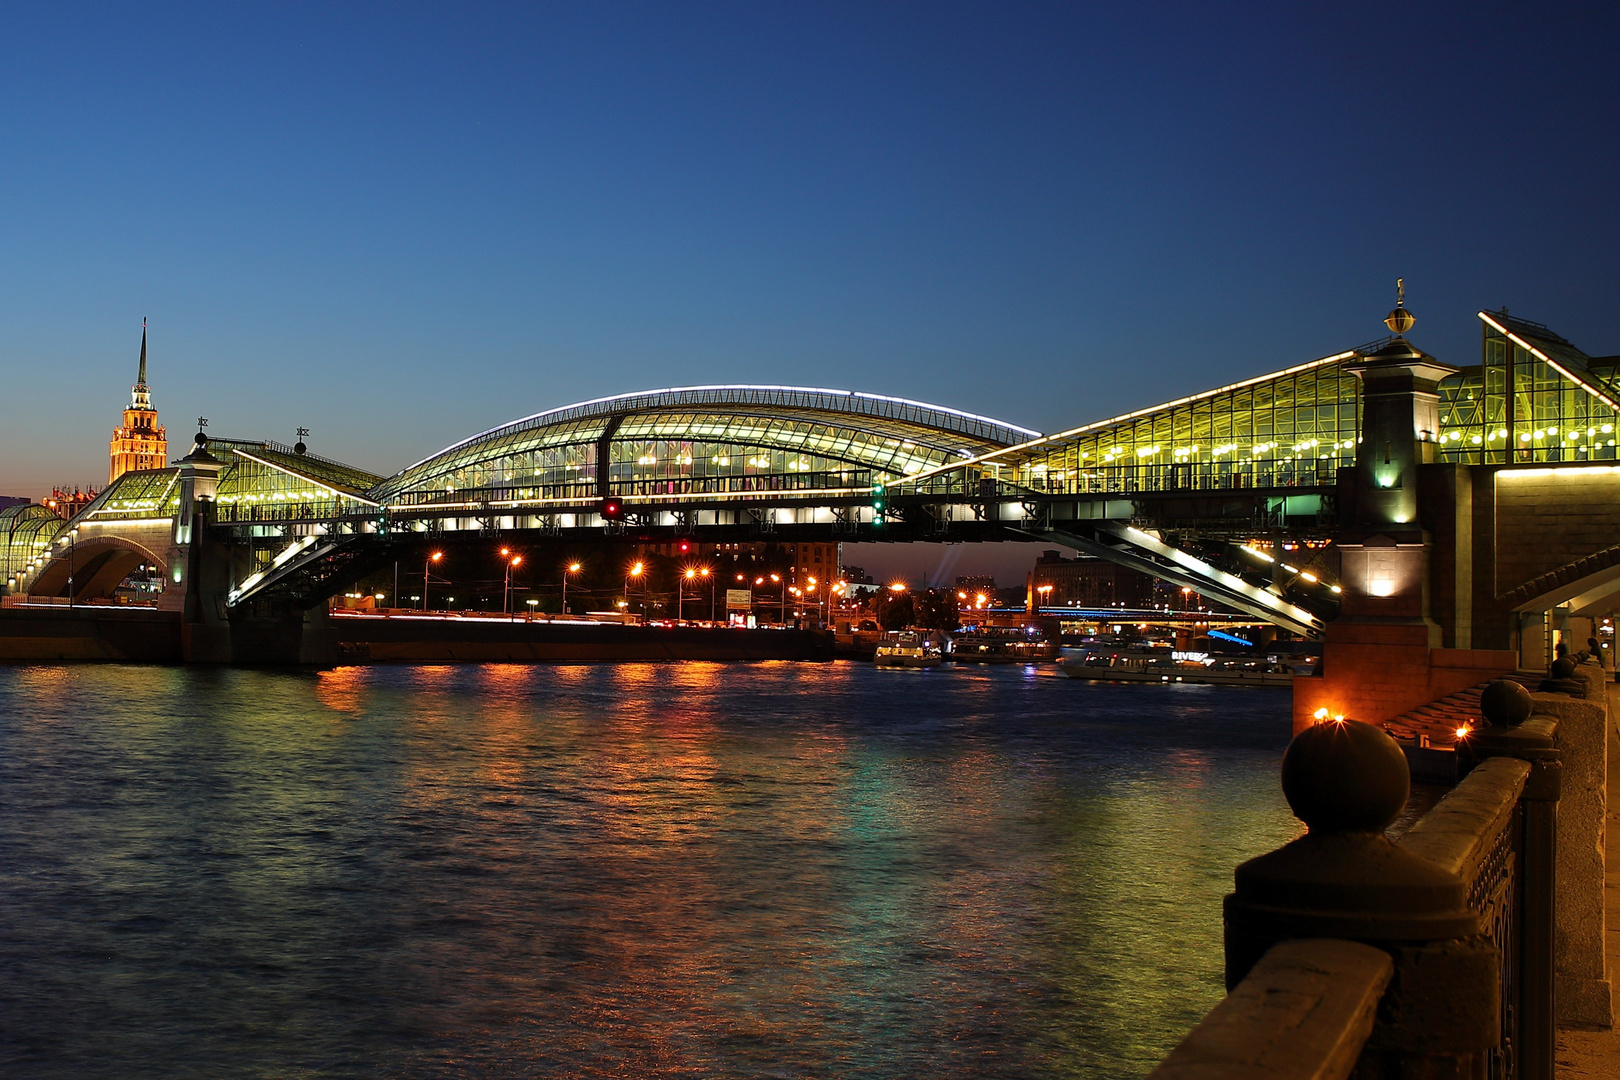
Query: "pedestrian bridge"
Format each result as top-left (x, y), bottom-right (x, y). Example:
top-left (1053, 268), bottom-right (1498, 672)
top-left (9, 309), bottom-right (1618, 641)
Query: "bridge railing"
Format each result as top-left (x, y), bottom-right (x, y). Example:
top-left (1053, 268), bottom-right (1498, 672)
top-left (1147, 676), bottom-right (1607, 1080)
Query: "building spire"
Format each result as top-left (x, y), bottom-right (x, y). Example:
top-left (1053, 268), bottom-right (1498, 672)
top-left (130, 318), bottom-right (153, 412)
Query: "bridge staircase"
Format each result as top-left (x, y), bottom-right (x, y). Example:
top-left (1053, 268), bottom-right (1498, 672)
top-left (1026, 519), bottom-right (1330, 638)
top-left (227, 531), bottom-right (389, 610)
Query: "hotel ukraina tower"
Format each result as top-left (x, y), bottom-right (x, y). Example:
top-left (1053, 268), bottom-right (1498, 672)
top-left (109, 321), bottom-right (167, 483)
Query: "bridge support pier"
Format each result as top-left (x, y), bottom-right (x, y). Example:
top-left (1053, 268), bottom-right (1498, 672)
top-left (1296, 334), bottom-right (1516, 732)
top-left (160, 436), bottom-right (341, 665)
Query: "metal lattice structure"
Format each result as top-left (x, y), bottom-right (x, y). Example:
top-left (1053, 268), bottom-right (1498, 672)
top-left (1, 503), bottom-right (66, 585)
top-left (370, 385), bottom-right (1040, 510)
top-left (899, 348), bottom-right (1368, 499)
top-left (1436, 312), bottom-right (1620, 463)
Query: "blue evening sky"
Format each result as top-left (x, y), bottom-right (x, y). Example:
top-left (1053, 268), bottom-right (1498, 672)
top-left (2, 3), bottom-right (1617, 581)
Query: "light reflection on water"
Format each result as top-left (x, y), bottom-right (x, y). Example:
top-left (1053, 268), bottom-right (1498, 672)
top-left (0, 662), bottom-right (1300, 1079)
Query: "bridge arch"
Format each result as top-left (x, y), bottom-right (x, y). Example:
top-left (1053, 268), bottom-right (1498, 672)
top-left (371, 385), bottom-right (1042, 509)
top-left (27, 533), bottom-right (169, 600)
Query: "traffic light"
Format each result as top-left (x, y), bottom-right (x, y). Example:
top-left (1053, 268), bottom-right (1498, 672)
top-left (871, 484), bottom-right (886, 525)
top-left (600, 498), bottom-right (624, 522)
top-left (677, 540), bottom-right (691, 554)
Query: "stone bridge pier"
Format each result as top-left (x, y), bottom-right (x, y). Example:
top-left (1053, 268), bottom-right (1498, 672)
top-left (160, 438), bottom-right (340, 665)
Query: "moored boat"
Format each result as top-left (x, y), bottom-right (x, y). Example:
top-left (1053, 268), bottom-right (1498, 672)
top-left (874, 630), bottom-right (943, 668)
top-left (1060, 646), bottom-right (1293, 687)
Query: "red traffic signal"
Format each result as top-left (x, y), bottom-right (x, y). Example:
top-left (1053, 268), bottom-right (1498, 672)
top-left (677, 540), bottom-right (690, 554)
top-left (600, 498), bottom-right (624, 521)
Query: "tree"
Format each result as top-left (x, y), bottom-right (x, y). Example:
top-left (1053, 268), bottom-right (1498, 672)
top-left (875, 591), bottom-right (914, 630)
top-left (913, 589), bottom-right (961, 632)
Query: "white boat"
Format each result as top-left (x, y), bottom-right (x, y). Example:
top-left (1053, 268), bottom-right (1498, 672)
top-left (874, 631), bottom-right (943, 668)
top-left (1060, 646), bottom-right (1293, 687)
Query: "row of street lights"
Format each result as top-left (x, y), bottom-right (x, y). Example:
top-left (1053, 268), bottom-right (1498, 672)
top-left (413, 550), bottom-right (847, 625)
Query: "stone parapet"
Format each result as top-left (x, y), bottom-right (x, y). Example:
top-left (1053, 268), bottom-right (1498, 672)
top-left (1533, 662), bottom-right (1612, 1028)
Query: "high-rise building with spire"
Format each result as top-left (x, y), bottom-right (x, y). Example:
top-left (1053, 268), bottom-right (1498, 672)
top-left (109, 319), bottom-right (168, 483)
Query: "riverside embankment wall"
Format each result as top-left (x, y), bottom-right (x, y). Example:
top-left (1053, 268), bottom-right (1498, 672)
top-left (0, 607), bottom-right (835, 664)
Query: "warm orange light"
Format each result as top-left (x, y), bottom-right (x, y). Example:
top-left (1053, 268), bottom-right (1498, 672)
top-left (567, 562), bottom-right (582, 573)
top-left (700, 567), bottom-right (711, 577)
top-left (889, 582), bottom-right (907, 593)
top-left (630, 562), bottom-right (644, 577)
top-left (1455, 724), bottom-right (1472, 740)
top-left (958, 591), bottom-right (968, 600)
top-left (1313, 707), bottom-right (1329, 721)
top-left (510, 555), bottom-right (522, 567)
top-left (807, 576), bottom-right (816, 586)
top-left (1333, 714), bottom-right (1345, 724)
top-left (685, 568), bottom-right (697, 579)
top-left (431, 551), bottom-right (443, 562)
top-left (500, 547), bottom-right (510, 557)
top-left (770, 573), bottom-right (781, 583)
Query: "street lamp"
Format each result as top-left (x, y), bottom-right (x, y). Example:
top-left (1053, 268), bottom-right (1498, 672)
top-left (627, 560), bottom-right (645, 621)
top-left (1036, 584), bottom-right (1053, 611)
top-left (66, 528), bottom-right (78, 609)
top-left (423, 551), bottom-right (444, 611)
top-left (701, 566), bottom-right (714, 622)
top-left (503, 552), bottom-right (523, 614)
top-left (681, 566), bottom-right (697, 622)
top-left (771, 572), bottom-right (784, 624)
top-left (562, 561), bottom-right (582, 615)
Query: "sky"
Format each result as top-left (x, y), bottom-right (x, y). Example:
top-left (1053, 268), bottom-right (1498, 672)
top-left (2, 3), bottom-right (1617, 582)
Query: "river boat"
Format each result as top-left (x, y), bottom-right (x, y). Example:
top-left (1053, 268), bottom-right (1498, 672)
top-left (874, 630), bottom-right (943, 668)
top-left (1060, 646), bottom-right (1293, 687)
top-left (949, 629), bottom-right (1058, 664)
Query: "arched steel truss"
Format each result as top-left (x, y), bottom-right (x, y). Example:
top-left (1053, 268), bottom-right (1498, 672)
top-left (370, 385), bottom-right (1041, 510)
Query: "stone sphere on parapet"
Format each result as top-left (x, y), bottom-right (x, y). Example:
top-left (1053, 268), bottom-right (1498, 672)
top-left (1479, 678), bottom-right (1532, 728)
top-left (1550, 657), bottom-right (1577, 679)
top-left (1281, 719), bottom-right (1409, 834)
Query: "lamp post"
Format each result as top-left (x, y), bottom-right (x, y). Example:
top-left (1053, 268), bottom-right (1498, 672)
top-left (627, 561), bottom-right (645, 622)
top-left (772, 572), bottom-right (784, 624)
top-left (562, 561), bottom-right (581, 616)
top-left (702, 566), bottom-right (713, 622)
top-left (503, 552), bottom-right (523, 615)
top-left (67, 528), bottom-right (78, 609)
top-left (423, 551), bottom-right (443, 611)
top-left (1037, 583), bottom-right (1053, 611)
top-left (681, 567), bottom-right (695, 622)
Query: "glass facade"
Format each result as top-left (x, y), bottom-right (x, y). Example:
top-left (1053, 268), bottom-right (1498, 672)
top-left (1, 504), bottom-right (66, 583)
top-left (909, 312), bottom-right (1620, 499)
top-left (210, 440), bottom-right (381, 524)
top-left (373, 389), bottom-right (1025, 509)
top-left (1435, 312), bottom-right (1620, 464)
top-left (905, 353), bottom-right (1364, 497)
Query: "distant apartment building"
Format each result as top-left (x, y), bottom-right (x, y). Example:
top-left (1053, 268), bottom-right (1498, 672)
top-left (1026, 549), bottom-right (1155, 610)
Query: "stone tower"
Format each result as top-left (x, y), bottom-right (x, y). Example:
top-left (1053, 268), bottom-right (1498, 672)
top-left (109, 319), bottom-right (168, 484)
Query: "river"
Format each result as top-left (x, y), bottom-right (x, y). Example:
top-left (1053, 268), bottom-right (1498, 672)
top-left (0, 661), bottom-right (1300, 1079)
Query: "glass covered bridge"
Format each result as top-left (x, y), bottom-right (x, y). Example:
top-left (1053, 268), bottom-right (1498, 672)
top-left (13, 311), bottom-right (1616, 637)
top-left (370, 385), bottom-right (1039, 513)
top-left (896, 310), bottom-right (1620, 503)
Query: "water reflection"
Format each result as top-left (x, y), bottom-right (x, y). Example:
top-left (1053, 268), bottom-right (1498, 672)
top-left (0, 662), bottom-right (1298, 1079)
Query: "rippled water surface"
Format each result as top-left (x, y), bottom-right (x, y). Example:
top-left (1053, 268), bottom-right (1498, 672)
top-left (0, 662), bottom-right (1300, 1079)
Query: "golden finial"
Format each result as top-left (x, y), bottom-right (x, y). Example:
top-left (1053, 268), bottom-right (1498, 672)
top-left (1385, 278), bottom-right (1415, 335)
